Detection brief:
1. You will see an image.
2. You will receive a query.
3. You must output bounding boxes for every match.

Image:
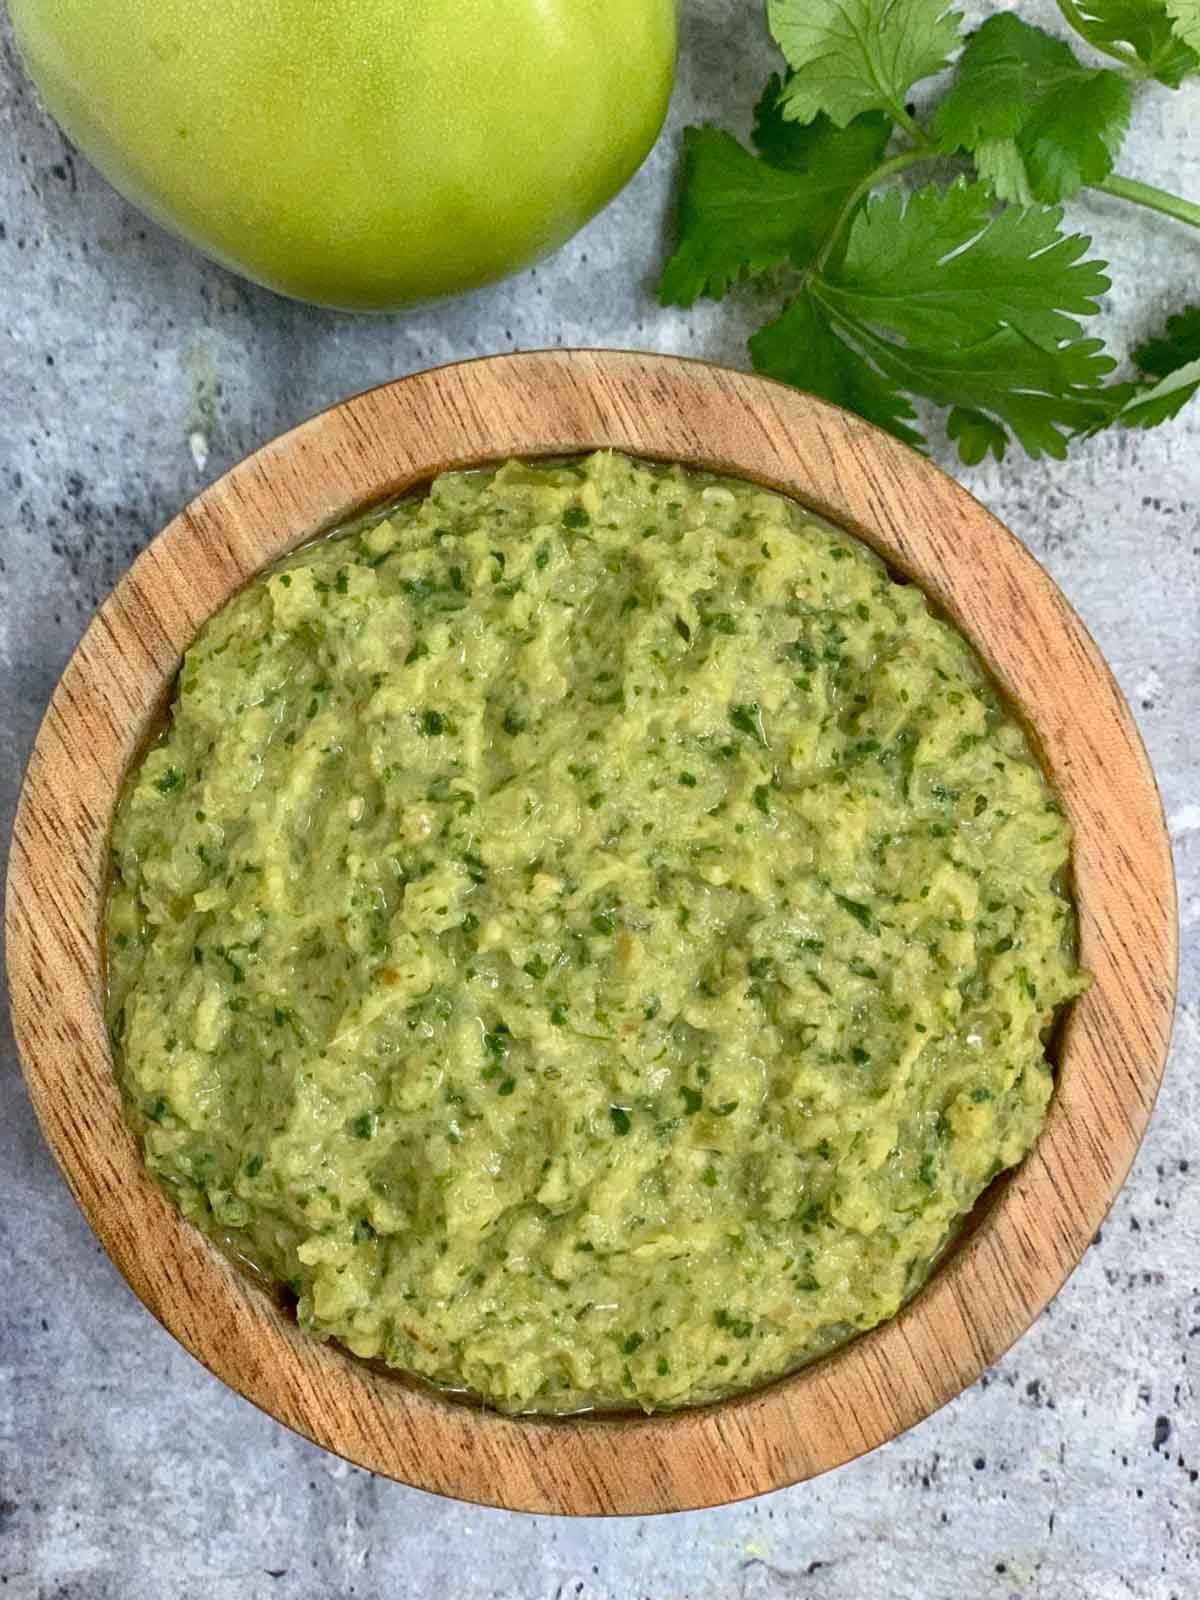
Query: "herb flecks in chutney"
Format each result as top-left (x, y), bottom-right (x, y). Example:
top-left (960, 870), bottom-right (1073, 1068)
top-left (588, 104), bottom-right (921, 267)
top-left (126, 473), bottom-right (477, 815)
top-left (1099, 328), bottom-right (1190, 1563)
top-left (107, 452), bottom-right (1084, 1413)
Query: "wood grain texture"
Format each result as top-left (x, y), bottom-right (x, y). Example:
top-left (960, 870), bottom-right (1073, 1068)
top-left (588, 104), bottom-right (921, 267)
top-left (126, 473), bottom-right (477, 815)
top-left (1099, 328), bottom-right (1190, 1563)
top-left (5, 351), bottom-right (1178, 1514)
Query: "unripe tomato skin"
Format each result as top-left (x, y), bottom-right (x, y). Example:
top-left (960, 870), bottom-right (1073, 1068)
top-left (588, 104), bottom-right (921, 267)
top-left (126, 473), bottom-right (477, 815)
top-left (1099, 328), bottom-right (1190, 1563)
top-left (10, 0), bottom-right (678, 310)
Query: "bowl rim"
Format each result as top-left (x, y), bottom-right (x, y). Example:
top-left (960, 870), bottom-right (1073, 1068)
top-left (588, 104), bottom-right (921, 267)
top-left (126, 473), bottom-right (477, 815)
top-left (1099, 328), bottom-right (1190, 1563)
top-left (5, 348), bottom-right (1178, 1515)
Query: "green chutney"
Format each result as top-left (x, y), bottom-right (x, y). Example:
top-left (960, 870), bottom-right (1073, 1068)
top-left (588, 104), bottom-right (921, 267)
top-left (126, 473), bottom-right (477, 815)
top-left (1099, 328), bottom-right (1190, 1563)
top-left (107, 451), bottom-right (1085, 1412)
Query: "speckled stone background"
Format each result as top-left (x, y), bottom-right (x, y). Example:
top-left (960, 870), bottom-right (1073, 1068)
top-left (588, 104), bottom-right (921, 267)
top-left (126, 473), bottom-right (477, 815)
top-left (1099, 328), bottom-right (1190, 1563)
top-left (1, 2), bottom-right (1197, 1595)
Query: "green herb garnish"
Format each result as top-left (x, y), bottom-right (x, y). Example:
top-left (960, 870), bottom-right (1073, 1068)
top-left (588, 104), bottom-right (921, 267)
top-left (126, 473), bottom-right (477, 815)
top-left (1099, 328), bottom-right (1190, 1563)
top-left (659, 0), bottom-right (1200, 461)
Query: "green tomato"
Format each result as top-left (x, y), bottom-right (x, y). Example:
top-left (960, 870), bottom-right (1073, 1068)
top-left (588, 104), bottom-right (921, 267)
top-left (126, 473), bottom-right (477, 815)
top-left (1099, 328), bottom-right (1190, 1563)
top-left (10, 0), bottom-right (677, 309)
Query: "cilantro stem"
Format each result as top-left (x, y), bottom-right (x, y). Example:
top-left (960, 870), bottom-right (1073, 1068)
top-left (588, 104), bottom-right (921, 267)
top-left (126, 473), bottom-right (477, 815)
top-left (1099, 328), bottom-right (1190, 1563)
top-left (813, 148), bottom-right (937, 273)
top-left (890, 104), bottom-right (935, 149)
top-left (1094, 174), bottom-right (1200, 230)
top-left (1054, 0), bottom-right (1147, 74)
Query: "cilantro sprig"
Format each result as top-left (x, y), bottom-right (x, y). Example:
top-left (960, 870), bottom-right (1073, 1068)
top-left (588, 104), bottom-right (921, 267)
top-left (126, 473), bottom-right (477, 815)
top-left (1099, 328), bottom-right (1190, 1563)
top-left (659, 0), bottom-right (1200, 462)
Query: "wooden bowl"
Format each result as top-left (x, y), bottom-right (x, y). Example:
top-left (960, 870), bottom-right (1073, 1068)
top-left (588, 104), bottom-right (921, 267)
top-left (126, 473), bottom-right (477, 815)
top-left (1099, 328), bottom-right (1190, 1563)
top-left (6, 350), bottom-right (1177, 1514)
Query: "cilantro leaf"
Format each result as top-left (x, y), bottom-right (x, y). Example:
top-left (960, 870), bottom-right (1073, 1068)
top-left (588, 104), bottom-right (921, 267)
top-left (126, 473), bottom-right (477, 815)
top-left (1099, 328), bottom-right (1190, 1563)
top-left (658, 87), bottom-right (891, 307)
top-left (971, 139), bottom-right (1042, 208)
top-left (657, 126), bottom-right (830, 306)
top-left (749, 289), bottom-right (925, 446)
top-left (1118, 359), bottom-right (1200, 426)
top-left (751, 74), bottom-right (892, 178)
top-left (849, 322), bottom-right (1122, 458)
top-left (1166, 0), bottom-right (1200, 51)
top-left (750, 180), bottom-right (1121, 462)
top-left (768, 0), bottom-right (962, 127)
top-left (935, 15), bottom-right (1132, 202)
top-left (823, 181), bottom-right (1111, 347)
top-left (1062, 0), bottom-right (1199, 87)
top-left (1134, 304), bottom-right (1200, 374)
top-left (946, 408), bottom-right (1010, 465)
top-left (1117, 306), bottom-right (1200, 425)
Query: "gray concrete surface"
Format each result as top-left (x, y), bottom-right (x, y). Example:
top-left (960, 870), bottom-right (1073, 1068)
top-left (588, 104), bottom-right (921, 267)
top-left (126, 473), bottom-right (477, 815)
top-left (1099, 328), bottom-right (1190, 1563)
top-left (1, 2), bottom-right (1197, 1596)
